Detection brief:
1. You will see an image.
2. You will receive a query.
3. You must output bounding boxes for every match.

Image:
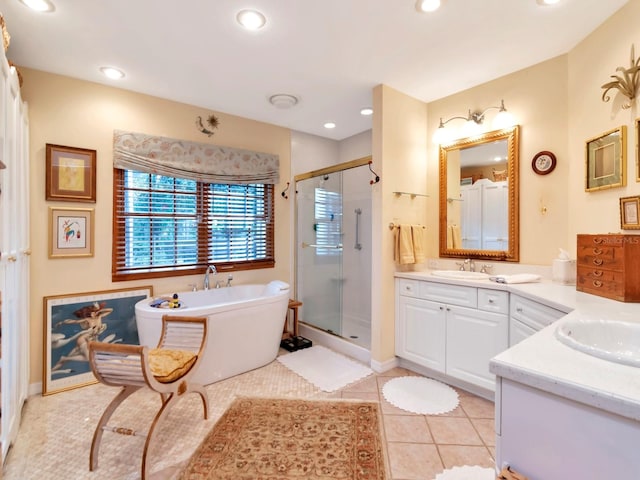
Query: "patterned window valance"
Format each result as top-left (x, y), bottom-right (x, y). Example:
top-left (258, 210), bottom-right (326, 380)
top-left (113, 130), bottom-right (280, 184)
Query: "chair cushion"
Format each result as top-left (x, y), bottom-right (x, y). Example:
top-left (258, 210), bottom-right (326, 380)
top-left (148, 348), bottom-right (197, 383)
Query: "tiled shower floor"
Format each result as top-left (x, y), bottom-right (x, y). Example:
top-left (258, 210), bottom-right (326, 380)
top-left (3, 349), bottom-right (495, 479)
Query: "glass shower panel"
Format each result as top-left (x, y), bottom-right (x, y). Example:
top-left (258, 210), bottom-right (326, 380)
top-left (296, 173), bottom-right (343, 335)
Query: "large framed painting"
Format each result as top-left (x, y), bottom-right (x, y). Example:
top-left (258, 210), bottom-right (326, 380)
top-left (45, 143), bottom-right (97, 202)
top-left (42, 286), bottom-right (153, 396)
top-left (585, 126), bottom-right (626, 192)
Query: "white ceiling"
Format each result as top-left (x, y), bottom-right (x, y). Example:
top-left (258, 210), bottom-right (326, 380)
top-left (1, 0), bottom-right (628, 140)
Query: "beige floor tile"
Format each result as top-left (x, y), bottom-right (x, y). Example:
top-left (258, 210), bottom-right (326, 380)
top-left (427, 416), bottom-right (484, 445)
top-left (459, 394), bottom-right (495, 418)
top-left (383, 414), bottom-right (433, 443)
top-left (340, 390), bottom-right (380, 402)
top-left (470, 418), bottom-right (496, 447)
top-left (437, 444), bottom-right (495, 469)
top-left (341, 374), bottom-right (379, 393)
top-left (387, 442), bottom-right (444, 480)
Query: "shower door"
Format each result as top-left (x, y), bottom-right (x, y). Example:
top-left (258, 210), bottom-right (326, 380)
top-left (295, 161), bottom-right (371, 348)
top-left (296, 172), bottom-right (343, 335)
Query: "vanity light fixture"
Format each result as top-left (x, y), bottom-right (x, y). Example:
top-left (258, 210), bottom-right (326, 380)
top-left (19, 0), bottom-right (55, 12)
top-left (415, 0), bottom-right (441, 12)
top-left (433, 99), bottom-right (515, 144)
top-left (324, 122), bottom-right (336, 129)
top-left (237, 9), bottom-right (266, 30)
top-left (99, 66), bottom-right (125, 79)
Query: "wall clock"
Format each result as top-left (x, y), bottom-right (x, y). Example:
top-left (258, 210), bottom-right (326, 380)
top-left (532, 151), bottom-right (557, 175)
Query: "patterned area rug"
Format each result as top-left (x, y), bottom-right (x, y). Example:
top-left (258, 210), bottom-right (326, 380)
top-left (178, 397), bottom-right (386, 480)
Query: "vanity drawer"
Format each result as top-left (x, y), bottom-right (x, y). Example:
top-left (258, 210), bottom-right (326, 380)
top-left (510, 294), bottom-right (566, 331)
top-left (419, 281), bottom-right (477, 308)
top-left (397, 279), bottom-right (419, 297)
top-left (478, 288), bottom-right (509, 314)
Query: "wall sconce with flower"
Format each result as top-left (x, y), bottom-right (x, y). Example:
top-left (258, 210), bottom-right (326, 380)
top-left (432, 99), bottom-right (516, 145)
top-left (601, 44), bottom-right (640, 110)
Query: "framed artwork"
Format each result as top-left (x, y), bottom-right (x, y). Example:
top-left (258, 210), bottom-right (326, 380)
top-left (585, 126), bottom-right (626, 192)
top-left (620, 196), bottom-right (640, 230)
top-left (46, 143), bottom-right (97, 202)
top-left (636, 118), bottom-right (640, 182)
top-left (42, 286), bottom-right (153, 395)
top-left (49, 207), bottom-right (94, 258)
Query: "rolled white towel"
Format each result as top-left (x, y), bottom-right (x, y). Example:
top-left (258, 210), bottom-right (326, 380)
top-left (490, 274), bottom-right (541, 284)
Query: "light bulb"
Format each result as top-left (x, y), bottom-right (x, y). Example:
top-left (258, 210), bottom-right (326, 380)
top-left (432, 126), bottom-right (452, 145)
top-left (415, 0), bottom-right (441, 12)
top-left (492, 110), bottom-right (515, 129)
top-left (237, 10), bottom-right (266, 30)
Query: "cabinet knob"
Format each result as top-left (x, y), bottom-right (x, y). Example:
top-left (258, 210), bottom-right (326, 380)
top-left (7, 255), bottom-right (17, 262)
top-left (439, 306), bottom-right (444, 311)
top-left (592, 280), bottom-right (603, 288)
top-left (488, 299), bottom-right (495, 304)
top-left (516, 307), bottom-right (523, 313)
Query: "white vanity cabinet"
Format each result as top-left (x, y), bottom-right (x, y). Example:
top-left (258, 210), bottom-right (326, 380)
top-left (396, 278), bottom-right (508, 392)
top-left (509, 294), bottom-right (566, 346)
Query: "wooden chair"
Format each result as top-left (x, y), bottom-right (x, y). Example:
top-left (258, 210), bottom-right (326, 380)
top-left (88, 315), bottom-right (209, 479)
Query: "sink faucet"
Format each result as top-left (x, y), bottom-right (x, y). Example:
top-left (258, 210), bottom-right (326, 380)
top-left (460, 258), bottom-right (475, 272)
top-left (203, 264), bottom-right (217, 290)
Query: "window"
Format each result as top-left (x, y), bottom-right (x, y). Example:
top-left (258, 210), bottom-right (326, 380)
top-left (112, 169), bottom-right (274, 281)
top-left (314, 187), bottom-right (342, 256)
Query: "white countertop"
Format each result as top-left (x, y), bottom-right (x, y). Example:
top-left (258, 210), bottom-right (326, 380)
top-left (395, 270), bottom-right (640, 421)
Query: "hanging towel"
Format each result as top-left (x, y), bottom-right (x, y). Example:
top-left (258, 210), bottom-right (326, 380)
top-left (394, 224), bottom-right (415, 264)
top-left (450, 225), bottom-right (462, 249)
top-left (411, 225), bottom-right (426, 263)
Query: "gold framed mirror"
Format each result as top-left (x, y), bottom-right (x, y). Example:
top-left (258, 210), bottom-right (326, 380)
top-left (439, 125), bottom-right (519, 261)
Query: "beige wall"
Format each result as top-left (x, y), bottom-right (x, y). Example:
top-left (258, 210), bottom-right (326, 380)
top-left (21, 68), bottom-right (291, 385)
top-left (371, 84), bottom-right (428, 365)
top-left (567, 0), bottom-right (640, 248)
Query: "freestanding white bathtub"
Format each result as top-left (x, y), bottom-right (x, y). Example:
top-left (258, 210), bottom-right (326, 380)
top-left (135, 280), bottom-right (290, 385)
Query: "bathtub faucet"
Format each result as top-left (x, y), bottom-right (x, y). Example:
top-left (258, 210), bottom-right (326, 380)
top-left (203, 264), bottom-right (217, 290)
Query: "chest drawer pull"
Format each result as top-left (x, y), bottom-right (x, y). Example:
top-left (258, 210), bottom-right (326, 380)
top-left (593, 247), bottom-right (603, 255)
top-left (593, 238), bottom-right (604, 244)
top-left (592, 280), bottom-right (603, 288)
top-left (593, 270), bottom-right (603, 277)
top-left (592, 258), bottom-right (604, 266)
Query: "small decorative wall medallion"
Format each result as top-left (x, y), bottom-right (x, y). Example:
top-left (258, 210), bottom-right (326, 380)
top-left (531, 151), bottom-right (556, 175)
top-left (195, 114), bottom-right (220, 137)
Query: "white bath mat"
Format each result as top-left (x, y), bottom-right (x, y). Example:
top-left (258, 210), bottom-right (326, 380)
top-left (276, 345), bottom-right (373, 392)
top-left (434, 466), bottom-right (496, 480)
top-left (382, 376), bottom-right (459, 414)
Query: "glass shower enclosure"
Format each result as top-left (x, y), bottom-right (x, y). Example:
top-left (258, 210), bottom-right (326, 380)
top-left (295, 159), bottom-right (372, 349)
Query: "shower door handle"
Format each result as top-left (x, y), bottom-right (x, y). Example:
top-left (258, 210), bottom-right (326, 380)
top-left (354, 208), bottom-right (362, 250)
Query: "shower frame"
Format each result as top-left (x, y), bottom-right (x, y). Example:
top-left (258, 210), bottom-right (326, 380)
top-left (293, 156), bottom-right (372, 345)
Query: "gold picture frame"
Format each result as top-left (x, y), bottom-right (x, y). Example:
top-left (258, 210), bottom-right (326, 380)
top-left (42, 286), bottom-right (153, 395)
top-left (585, 126), bottom-right (626, 192)
top-left (620, 196), bottom-right (640, 230)
top-left (46, 143), bottom-right (97, 202)
top-left (49, 207), bottom-right (94, 258)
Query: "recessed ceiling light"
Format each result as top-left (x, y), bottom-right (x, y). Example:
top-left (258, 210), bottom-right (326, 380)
top-left (269, 94), bottom-right (299, 109)
top-left (237, 9), bottom-right (266, 30)
top-left (536, 0), bottom-right (560, 5)
top-left (19, 0), bottom-right (55, 12)
top-left (360, 107), bottom-right (374, 116)
top-left (415, 0), bottom-right (441, 12)
top-left (99, 66), bottom-right (125, 80)
top-left (324, 122), bottom-right (336, 129)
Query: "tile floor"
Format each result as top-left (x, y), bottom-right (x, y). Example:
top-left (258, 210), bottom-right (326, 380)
top-left (3, 349), bottom-right (495, 480)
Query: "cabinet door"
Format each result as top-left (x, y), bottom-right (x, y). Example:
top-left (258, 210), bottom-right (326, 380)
top-left (446, 305), bottom-right (508, 391)
top-left (396, 296), bottom-right (446, 373)
top-left (509, 319), bottom-right (537, 347)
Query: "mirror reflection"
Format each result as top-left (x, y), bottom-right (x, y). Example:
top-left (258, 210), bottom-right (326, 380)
top-left (439, 126), bottom-right (520, 262)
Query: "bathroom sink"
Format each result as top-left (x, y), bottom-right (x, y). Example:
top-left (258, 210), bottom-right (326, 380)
top-left (555, 318), bottom-right (640, 367)
top-left (430, 270), bottom-right (491, 280)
